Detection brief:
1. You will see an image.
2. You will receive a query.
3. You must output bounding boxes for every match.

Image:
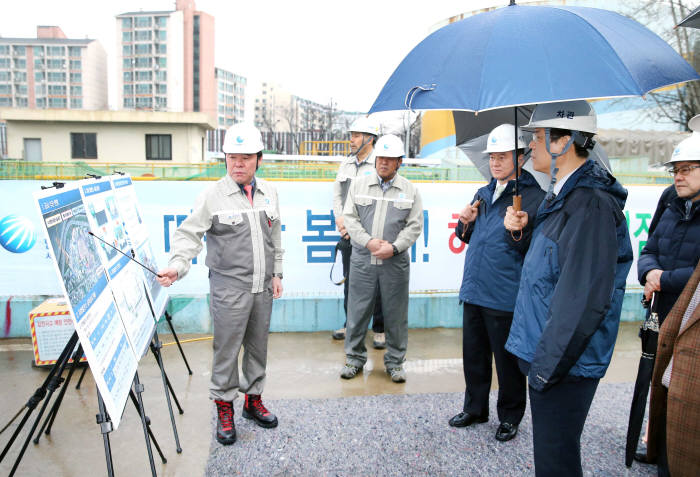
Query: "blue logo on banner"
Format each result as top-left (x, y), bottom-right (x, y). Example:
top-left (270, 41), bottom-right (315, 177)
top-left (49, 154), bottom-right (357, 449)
top-left (0, 214), bottom-right (37, 253)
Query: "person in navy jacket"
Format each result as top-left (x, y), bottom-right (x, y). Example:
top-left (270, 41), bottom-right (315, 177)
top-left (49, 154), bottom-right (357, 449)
top-left (449, 124), bottom-right (544, 443)
top-left (504, 101), bottom-right (633, 476)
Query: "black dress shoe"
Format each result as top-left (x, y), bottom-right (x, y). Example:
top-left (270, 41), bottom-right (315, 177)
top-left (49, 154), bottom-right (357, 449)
top-left (243, 394), bottom-right (278, 428)
top-left (495, 422), bottom-right (518, 442)
top-left (214, 400), bottom-right (236, 445)
top-left (448, 411), bottom-right (488, 428)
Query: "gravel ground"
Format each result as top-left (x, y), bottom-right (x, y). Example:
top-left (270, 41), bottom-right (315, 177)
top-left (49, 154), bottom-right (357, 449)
top-left (206, 382), bottom-right (657, 476)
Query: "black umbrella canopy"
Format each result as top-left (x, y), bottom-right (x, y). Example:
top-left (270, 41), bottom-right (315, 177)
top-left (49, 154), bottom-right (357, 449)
top-left (677, 5), bottom-right (700, 29)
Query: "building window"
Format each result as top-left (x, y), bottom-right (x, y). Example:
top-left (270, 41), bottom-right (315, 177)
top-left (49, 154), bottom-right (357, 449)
top-left (0, 84), bottom-right (10, 94)
top-left (0, 71), bottom-right (8, 81)
top-left (156, 70), bottom-right (166, 81)
top-left (134, 43), bottom-right (151, 55)
top-left (0, 58), bottom-right (10, 68)
top-left (135, 70), bottom-right (152, 81)
top-left (135, 16), bottom-right (152, 28)
top-left (13, 46), bottom-right (26, 56)
top-left (155, 16), bottom-right (167, 27)
top-left (13, 58), bottom-right (26, 69)
top-left (48, 85), bottom-right (66, 95)
top-left (123, 71), bottom-right (132, 82)
top-left (145, 135), bottom-right (171, 160)
top-left (48, 97), bottom-right (66, 108)
top-left (69, 59), bottom-right (82, 69)
top-left (156, 30), bottom-right (166, 41)
top-left (135, 57), bottom-right (151, 68)
top-left (47, 72), bottom-right (66, 82)
top-left (34, 58), bottom-right (45, 69)
top-left (122, 17), bottom-right (133, 28)
top-left (69, 73), bottom-right (81, 83)
top-left (13, 71), bottom-right (26, 82)
top-left (0, 97), bottom-right (11, 106)
top-left (123, 45), bottom-right (132, 56)
top-left (156, 83), bottom-right (166, 94)
top-left (47, 46), bottom-right (65, 56)
top-left (35, 84), bottom-right (46, 95)
top-left (71, 133), bottom-right (97, 158)
top-left (15, 84), bottom-right (27, 94)
top-left (134, 30), bottom-right (152, 41)
top-left (0, 45), bottom-right (9, 55)
top-left (123, 97), bottom-right (133, 108)
top-left (156, 57), bottom-right (166, 68)
top-left (122, 31), bottom-right (132, 42)
top-left (70, 85), bottom-right (82, 96)
top-left (70, 98), bottom-right (82, 108)
top-left (135, 97), bottom-right (152, 108)
top-left (36, 97), bottom-right (46, 108)
top-left (123, 58), bottom-right (133, 69)
top-left (135, 83), bottom-right (152, 94)
top-left (47, 59), bottom-right (64, 69)
top-left (68, 47), bottom-right (81, 57)
top-left (155, 96), bottom-right (167, 109)
top-left (155, 43), bottom-right (167, 54)
top-left (123, 84), bottom-right (133, 95)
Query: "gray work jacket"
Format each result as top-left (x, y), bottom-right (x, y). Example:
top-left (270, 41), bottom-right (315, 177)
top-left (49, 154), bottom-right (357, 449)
top-left (168, 174), bottom-right (283, 293)
top-left (332, 151), bottom-right (376, 218)
top-left (343, 173), bottom-right (423, 265)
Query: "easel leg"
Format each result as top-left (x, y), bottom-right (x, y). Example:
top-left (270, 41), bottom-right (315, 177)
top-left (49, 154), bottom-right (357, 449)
top-left (4, 333), bottom-right (78, 476)
top-left (0, 332), bottom-right (78, 464)
top-left (132, 372), bottom-right (158, 476)
top-left (34, 344), bottom-right (84, 443)
top-left (129, 389), bottom-right (167, 464)
top-left (96, 389), bottom-right (115, 477)
top-left (75, 366), bottom-right (88, 390)
top-left (164, 311), bottom-right (193, 375)
top-left (150, 331), bottom-right (182, 453)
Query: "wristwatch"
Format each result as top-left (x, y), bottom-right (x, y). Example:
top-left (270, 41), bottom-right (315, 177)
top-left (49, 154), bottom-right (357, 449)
top-left (272, 273), bottom-right (283, 279)
top-left (392, 245), bottom-right (399, 256)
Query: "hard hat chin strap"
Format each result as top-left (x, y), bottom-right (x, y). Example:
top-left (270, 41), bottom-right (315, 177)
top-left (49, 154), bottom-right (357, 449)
top-left (544, 128), bottom-right (575, 201)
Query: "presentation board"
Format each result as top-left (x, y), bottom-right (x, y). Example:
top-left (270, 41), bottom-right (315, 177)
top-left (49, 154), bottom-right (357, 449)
top-left (32, 175), bottom-right (164, 428)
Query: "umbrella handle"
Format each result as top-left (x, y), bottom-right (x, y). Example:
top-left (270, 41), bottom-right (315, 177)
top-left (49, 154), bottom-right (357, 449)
top-left (461, 199), bottom-right (481, 239)
top-left (511, 195), bottom-right (523, 242)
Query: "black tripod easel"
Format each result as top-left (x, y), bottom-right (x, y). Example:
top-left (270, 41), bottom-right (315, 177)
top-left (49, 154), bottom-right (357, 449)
top-left (0, 332), bottom-right (165, 477)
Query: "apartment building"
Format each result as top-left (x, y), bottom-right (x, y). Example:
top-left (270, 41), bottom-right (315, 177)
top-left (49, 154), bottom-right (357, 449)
top-left (0, 26), bottom-right (107, 110)
top-left (116, 0), bottom-right (215, 118)
top-left (254, 82), bottom-right (330, 133)
top-left (215, 67), bottom-right (246, 128)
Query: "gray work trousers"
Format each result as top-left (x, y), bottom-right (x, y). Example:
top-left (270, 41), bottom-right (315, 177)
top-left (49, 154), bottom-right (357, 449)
top-left (209, 270), bottom-right (273, 402)
top-left (344, 250), bottom-right (410, 369)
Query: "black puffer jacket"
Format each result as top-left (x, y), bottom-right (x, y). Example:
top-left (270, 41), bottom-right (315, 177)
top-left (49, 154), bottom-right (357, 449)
top-left (638, 194), bottom-right (700, 322)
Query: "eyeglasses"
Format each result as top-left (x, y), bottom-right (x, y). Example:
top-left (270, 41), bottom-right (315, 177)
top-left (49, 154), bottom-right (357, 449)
top-left (667, 164), bottom-right (700, 176)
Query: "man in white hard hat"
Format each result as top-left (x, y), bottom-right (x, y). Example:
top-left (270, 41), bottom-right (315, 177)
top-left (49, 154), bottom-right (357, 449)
top-left (157, 123), bottom-right (283, 446)
top-left (503, 100), bottom-right (633, 475)
top-left (331, 116), bottom-right (386, 350)
top-left (340, 134), bottom-right (423, 383)
top-left (448, 124), bottom-right (544, 443)
top-left (637, 115), bottom-right (700, 474)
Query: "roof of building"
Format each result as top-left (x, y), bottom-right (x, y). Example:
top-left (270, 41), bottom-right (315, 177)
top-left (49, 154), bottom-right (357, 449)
top-left (0, 38), bottom-right (95, 45)
top-left (116, 10), bottom-right (174, 17)
top-left (0, 108), bottom-right (217, 130)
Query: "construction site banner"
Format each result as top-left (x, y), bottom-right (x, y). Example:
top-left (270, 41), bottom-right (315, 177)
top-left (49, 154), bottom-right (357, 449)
top-left (5, 179), bottom-right (663, 300)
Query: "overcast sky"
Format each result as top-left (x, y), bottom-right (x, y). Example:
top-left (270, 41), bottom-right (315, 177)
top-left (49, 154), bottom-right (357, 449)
top-left (0, 0), bottom-right (487, 114)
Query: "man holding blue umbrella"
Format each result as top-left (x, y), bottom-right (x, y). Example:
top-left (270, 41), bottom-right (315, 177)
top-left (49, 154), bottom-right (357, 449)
top-left (449, 124), bottom-right (544, 442)
top-left (504, 100), bottom-right (633, 476)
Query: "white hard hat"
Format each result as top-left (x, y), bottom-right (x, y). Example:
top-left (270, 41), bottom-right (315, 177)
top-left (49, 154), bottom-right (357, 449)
top-left (483, 124), bottom-right (527, 153)
top-left (222, 124), bottom-right (264, 154)
top-left (374, 134), bottom-right (404, 158)
top-left (688, 114), bottom-right (700, 132)
top-left (665, 132), bottom-right (700, 165)
top-left (349, 116), bottom-right (380, 136)
top-left (523, 100), bottom-right (597, 134)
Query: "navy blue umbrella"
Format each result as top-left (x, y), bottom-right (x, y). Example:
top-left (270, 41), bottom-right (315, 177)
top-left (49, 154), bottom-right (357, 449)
top-left (369, 3), bottom-right (700, 114)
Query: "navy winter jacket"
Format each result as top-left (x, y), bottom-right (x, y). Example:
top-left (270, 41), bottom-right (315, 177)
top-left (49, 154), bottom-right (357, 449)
top-left (638, 193), bottom-right (700, 321)
top-left (505, 160), bottom-right (633, 391)
top-left (456, 170), bottom-right (545, 312)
